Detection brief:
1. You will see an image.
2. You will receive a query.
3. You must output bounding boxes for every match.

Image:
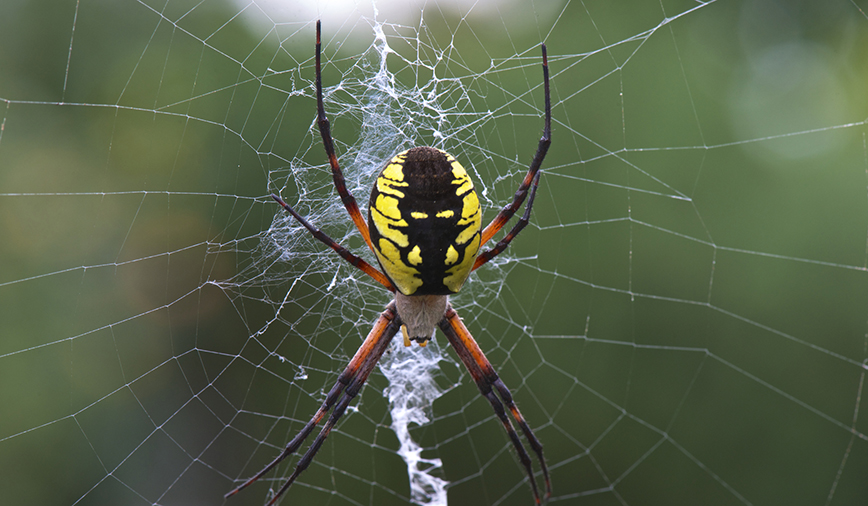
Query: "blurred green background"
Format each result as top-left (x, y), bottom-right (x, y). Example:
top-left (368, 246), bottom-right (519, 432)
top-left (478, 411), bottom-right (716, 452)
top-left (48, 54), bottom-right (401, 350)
top-left (2, 0), bottom-right (867, 505)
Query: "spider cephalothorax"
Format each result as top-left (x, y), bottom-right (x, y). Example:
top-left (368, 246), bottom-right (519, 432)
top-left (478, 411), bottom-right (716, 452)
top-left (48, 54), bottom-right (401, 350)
top-left (227, 20), bottom-right (552, 506)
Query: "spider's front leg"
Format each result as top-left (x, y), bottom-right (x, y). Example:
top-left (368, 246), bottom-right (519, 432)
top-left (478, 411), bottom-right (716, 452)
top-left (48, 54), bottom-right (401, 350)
top-left (313, 20), bottom-right (377, 256)
top-left (474, 42), bottom-right (551, 270)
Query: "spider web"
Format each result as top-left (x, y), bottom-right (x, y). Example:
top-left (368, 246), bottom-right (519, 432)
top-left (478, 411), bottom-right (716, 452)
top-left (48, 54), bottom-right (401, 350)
top-left (2, 1), bottom-right (868, 505)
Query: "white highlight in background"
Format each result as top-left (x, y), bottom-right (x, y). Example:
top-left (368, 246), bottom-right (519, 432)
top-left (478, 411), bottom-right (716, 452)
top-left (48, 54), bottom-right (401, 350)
top-left (231, 0), bottom-right (561, 39)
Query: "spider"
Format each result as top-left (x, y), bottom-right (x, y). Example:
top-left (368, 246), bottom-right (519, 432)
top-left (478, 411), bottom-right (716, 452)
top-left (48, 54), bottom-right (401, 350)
top-left (226, 20), bottom-right (551, 506)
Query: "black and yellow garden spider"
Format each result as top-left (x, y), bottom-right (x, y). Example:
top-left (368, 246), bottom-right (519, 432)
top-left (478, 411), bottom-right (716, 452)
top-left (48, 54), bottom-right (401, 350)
top-left (227, 21), bottom-right (551, 505)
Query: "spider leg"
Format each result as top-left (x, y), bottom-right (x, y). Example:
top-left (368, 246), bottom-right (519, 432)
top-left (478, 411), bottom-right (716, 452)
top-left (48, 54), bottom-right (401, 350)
top-left (473, 170), bottom-right (540, 271)
top-left (314, 20), bottom-right (377, 256)
top-left (444, 337), bottom-right (543, 504)
top-left (438, 304), bottom-right (551, 504)
top-left (226, 303), bottom-right (401, 503)
top-left (478, 43), bottom-right (551, 251)
top-left (271, 194), bottom-right (395, 291)
top-left (266, 309), bottom-right (400, 505)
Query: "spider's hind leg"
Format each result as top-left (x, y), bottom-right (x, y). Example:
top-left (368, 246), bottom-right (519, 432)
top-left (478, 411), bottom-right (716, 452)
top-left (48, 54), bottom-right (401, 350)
top-left (226, 302), bottom-right (402, 505)
top-left (438, 304), bottom-right (551, 504)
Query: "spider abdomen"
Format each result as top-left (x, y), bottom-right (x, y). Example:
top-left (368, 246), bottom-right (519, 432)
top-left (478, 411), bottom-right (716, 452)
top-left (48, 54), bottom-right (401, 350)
top-left (368, 147), bottom-right (481, 296)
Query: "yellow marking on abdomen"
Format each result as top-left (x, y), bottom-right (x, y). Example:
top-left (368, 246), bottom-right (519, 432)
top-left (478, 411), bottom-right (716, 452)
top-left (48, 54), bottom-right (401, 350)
top-left (454, 189), bottom-right (481, 245)
top-left (408, 245), bottom-right (422, 266)
top-left (377, 176), bottom-right (407, 199)
top-left (445, 245), bottom-right (458, 266)
top-left (376, 238), bottom-right (423, 294)
top-left (370, 202), bottom-right (409, 248)
top-left (454, 178), bottom-right (473, 196)
top-left (375, 194), bottom-right (402, 220)
top-left (383, 157), bottom-right (406, 180)
top-left (443, 234), bottom-right (481, 292)
top-left (449, 159), bottom-right (469, 179)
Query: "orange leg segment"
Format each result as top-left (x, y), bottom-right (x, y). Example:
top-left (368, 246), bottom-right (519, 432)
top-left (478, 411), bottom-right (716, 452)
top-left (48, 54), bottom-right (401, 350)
top-left (226, 302), bottom-right (401, 504)
top-left (438, 305), bottom-right (552, 504)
